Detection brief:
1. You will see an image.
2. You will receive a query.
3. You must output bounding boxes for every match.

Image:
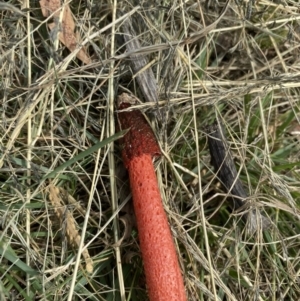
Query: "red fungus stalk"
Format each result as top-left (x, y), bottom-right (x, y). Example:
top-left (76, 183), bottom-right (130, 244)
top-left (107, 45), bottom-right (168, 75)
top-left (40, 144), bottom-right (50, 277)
top-left (117, 93), bottom-right (187, 301)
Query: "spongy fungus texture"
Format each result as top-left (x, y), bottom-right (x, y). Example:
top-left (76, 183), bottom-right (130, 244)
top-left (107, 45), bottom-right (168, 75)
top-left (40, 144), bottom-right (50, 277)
top-left (128, 154), bottom-right (187, 301)
top-left (118, 102), bottom-right (161, 167)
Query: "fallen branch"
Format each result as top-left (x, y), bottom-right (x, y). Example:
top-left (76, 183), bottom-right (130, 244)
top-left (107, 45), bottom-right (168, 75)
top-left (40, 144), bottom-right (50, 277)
top-left (121, 18), bottom-right (158, 104)
top-left (206, 123), bottom-right (270, 232)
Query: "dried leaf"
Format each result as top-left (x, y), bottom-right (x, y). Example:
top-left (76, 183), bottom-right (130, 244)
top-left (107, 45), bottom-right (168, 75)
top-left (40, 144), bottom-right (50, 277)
top-left (39, 0), bottom-right (91, 64)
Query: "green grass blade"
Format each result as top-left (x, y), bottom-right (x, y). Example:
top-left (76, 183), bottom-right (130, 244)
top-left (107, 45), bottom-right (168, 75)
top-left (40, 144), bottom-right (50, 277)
top-left (43, 130), bottom-right (127, 180)
top-left (0, 241), bottom-right (38, 276)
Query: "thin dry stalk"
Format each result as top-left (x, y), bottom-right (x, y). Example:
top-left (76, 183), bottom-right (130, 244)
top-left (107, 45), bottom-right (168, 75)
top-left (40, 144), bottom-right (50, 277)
top-left (107, 2), bottom-right (126, 300)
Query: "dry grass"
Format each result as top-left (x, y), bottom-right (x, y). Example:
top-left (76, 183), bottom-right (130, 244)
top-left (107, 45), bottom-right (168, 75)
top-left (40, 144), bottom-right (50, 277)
top-left (1, 0), bottom-right (300, 300)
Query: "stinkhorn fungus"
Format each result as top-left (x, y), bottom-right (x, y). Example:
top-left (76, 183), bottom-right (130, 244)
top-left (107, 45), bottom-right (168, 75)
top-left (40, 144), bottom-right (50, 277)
top-left (117, 93), bottom-right (187, 301)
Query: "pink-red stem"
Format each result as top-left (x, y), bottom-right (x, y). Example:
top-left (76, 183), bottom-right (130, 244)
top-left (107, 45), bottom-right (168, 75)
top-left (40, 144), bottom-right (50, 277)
top-left (128, 154), bottom-right (187, 301)
top-left (117, 93), bottom-right (187, 301)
